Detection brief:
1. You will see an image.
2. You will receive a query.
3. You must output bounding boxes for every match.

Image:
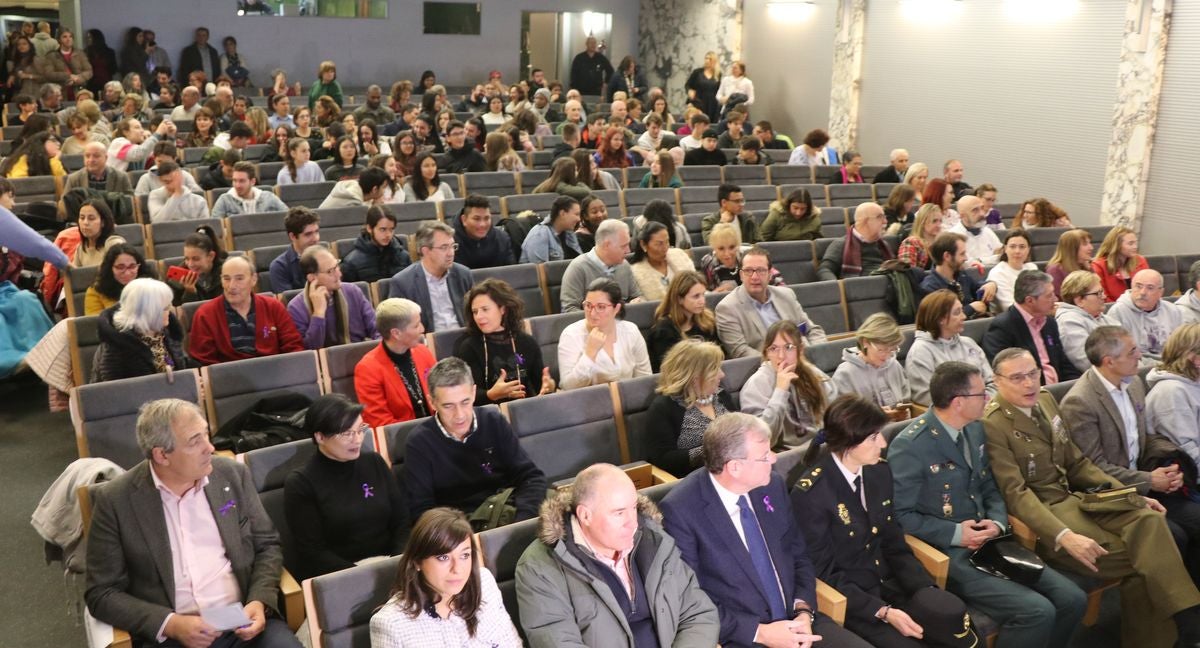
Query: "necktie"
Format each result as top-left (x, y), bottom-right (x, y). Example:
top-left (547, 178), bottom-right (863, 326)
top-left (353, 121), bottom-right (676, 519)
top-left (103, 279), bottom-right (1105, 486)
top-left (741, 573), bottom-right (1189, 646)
top-left (956, 432), bottom-right (973, 468)
top-left (852, 475), bottom-right (864, 509)
top-left (737, 495), bottom-right (787, 620)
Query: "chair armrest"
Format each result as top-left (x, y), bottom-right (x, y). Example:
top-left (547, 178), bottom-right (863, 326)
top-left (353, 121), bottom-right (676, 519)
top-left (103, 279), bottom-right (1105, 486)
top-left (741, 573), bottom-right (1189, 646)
top-left (904, 534), bottom-right (949, 589)
top-left (112, 629), bottom-right (131, 648)
top-left (649, 465), bottom-right (678, 484)
top-left (1008, 515), bottom-right (1037, 551)
top-left (815, 578), bottom-right (846, 626)
top-left (280, 569), bottom-right (304, 632)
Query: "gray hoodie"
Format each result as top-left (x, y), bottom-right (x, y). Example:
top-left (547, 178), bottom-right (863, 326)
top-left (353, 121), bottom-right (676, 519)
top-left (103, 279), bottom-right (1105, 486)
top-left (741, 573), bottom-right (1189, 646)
top-left (1055, 302), bottom-right (1119, 374)
top-left (831, 347), bottom-right (911, 407)
top-left (1109, 291), bottom-right (1183, 360)
top-left (739, 360), bottom-right (836, 450)
top-left (1145, 368), bottom-right (1200, 467)
top-left (904, 330), bottom-right (996, 406)
top-left (1178, 289), bottom-right (1200, 325)
top-left (318, 179), bottom-right (365, 209)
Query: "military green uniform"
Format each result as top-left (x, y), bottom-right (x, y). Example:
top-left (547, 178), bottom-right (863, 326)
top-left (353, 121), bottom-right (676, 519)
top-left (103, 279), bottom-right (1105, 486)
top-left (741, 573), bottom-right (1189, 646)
top-left (981, 390), bottom-right (1200, 648)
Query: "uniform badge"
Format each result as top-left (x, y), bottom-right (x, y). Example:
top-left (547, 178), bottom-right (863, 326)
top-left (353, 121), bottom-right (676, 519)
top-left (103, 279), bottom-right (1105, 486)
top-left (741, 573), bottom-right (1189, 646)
top-left (837, 503), bottom-right (851, 526)
top-left (946, 461), bottom-right (957, 470)
top-left (1052, 415), bottom-right (1068, 441)
top-left (942, 493), bottom-right (953, 518)
top-left (929, 464), bottom-right (941, 474)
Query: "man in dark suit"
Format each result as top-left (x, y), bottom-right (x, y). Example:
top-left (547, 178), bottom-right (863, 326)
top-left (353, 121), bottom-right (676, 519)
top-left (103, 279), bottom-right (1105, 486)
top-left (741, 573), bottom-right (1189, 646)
top-left (85, 399), bottom-right (299, 647)
top-left (1060, 325), bottom-right (1200, 578)
top-left (873, 148), bottom-right (908, 184)
top-left (178, 27), bottom-right (221, 84)
top-left (982, 269), bottom-right (1081, 384)
top-left (660, 412), bottom-right (871, 648)
top-left (388, 221), bottom-right (473, 332)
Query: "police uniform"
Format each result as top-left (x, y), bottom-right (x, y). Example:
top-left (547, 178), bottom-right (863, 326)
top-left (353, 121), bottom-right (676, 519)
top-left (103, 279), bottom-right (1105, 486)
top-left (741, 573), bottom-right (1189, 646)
top-left (981, 390), bottom-right (1200, 648)
top-left (889, 409), bottom-right (1086, 648)
top-left (792, 454), bottom-right (974, 648)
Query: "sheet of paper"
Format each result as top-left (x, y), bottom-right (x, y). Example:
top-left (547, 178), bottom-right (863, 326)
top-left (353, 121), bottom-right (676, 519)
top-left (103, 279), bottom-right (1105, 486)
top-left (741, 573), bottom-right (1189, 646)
top-left (200, 604), bottom-right (252, 631)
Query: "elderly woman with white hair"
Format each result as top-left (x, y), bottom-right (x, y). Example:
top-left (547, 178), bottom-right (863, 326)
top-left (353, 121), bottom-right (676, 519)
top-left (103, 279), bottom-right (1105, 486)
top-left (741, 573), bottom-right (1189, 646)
top-left (94, 278), bottom-right (189, 382)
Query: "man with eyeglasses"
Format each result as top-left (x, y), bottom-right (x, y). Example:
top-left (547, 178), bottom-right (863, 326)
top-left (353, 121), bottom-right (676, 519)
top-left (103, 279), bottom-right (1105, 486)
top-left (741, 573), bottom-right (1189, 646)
top-left (701, 183), bottom-right (760, 245)
top-left (286, 246), bottom-right (378, 350)
top-left (1060, 325), bottom-right (1200, 581)
top-left (982, 269), bottom-right (1080, 384)
top-left (389, 221), bottom-right (473, 332)
top-left (891, 361), bottom-right (1085, 648)
top-left (1108, 268), bottom-right (1183, 362)
top-left (716, 245), bottom-right (826, 359)
top-left (405, 357), bottom-right (547, 527)
top-left (816, 202), bottom-right (893, 282)
top-left (662, 412), bottom-right (872, 648)
top-left (983, 347), bottom-right (1200, 648)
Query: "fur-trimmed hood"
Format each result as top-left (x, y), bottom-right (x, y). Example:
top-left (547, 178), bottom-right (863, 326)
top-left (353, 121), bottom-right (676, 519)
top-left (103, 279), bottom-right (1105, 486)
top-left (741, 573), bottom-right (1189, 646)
top-left (536, 488), bottom-right (662, 546)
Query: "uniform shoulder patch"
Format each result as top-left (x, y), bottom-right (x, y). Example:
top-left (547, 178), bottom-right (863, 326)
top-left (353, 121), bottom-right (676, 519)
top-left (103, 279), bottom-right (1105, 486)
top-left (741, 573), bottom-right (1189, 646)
top-left (796, 466), bottom-right (824, 492)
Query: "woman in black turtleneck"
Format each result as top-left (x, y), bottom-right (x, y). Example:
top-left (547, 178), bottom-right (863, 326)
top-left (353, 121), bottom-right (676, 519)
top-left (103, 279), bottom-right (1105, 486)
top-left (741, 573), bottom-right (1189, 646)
top-left (453, 278), bottom-right (556, 405)
top-left (283, 394), bottom-right (409, 581)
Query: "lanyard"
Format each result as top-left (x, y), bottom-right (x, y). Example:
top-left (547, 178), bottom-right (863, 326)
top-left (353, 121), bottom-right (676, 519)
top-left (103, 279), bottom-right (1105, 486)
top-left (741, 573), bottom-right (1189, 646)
top-left (394, 360), bottom-right (428, 418)
top-left (483, 334), bottom-right (522, 387)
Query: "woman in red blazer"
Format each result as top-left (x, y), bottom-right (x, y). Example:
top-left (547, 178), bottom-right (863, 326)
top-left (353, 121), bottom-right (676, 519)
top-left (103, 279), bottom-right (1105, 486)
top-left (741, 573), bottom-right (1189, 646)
top-left (1091, 226), bottom-right (1148, 302)
top-left (355, 298), bottom-right (436, 428)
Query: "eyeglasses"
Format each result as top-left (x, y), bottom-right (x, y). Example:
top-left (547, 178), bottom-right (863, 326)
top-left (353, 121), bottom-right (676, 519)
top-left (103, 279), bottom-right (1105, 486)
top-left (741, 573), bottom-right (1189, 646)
top-left (582, 301), bottom-right (614, 313)
top-left (766, 343), bottom-right (797, 356)
top-left (113, 263), bottom-right (140, 272)
top-left (333, 424), bottom-right (370, 439)
top-left (428, 243), bottom-right (459, 253)
top-left (1083, 290), bottom-right (1105, 298)
top-left (316, 265), bottom-right (340, 277)
top-left (740, 267), bottom-right (770, 277)
top-left (997, 370), bottom-right (1041, 384)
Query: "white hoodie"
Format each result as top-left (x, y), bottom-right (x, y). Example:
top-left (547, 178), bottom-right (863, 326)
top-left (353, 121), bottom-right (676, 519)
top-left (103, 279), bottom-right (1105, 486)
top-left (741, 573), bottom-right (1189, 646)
top-left (1109, 291), bottom-right (1183, 360)
top-left (1177, 289), bottom-right (1200, 325)
top-left (904, 330), bottom-right (996, 406)
top-left (1055, 302), bottom-right (1119, 374)
top-left (832, 347), bottom-right (911, 408)
top-left (1145, 368), bottom-right (1200, 467)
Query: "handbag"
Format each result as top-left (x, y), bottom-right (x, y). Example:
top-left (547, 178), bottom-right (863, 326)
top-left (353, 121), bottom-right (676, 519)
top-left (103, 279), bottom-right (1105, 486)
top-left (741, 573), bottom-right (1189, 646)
top-left (969, 534), bottom-right (1046, 585)
top-left (469, 487), bottom-right (516, 531)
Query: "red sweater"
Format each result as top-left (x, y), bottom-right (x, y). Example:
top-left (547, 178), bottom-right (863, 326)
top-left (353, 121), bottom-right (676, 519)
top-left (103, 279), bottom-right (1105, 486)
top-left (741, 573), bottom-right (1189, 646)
top-left (1091, 254), bottom-right (1149, 302)
top-left (354, 342), bottom-right (436, 428)
top-left (188, 294), bottom-right (304, 366)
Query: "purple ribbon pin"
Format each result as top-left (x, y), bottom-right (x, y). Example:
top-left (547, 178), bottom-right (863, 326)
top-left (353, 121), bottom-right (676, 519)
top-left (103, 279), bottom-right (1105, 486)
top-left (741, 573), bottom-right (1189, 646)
top-left (515, 352), bottom-right (525, 366)
top-left (219, 499), bottom-right (236, 516)
top-left (763, 495), bottom-right (774, 513)
top-left (481, 462), bottom-right (494, 475)
top-left (362, 483), bottom-right (374, 498)
top-left (262, 326), bottom-right (271, 339)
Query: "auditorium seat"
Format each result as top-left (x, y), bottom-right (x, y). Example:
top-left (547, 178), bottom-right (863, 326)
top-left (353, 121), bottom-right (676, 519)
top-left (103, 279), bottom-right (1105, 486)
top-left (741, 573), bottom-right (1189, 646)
top-left (73, 370), bottom-right (203, 469)
top-left (318, 340), bottom-right (376, 399)
top-left (63, 264), bottom-right (99, 318)
top-left (621, 299), bottom-right (660, 337)
top-left (225, 210), bottom-right (290, 250)
top-left (113, 223), bottom-right (145, 250)
top-left (460, 171), bottom-right (517, 198)
top-left (759, 240), bottom-right (817, 284)
top-left (873, 183), bottom-right (899, 202)
top-left (613, 374), bottom-right (661, 464)
top-left (201, 350), bottom-right (322, 434)
top-left (768, 164), bottom-right (814, 186)
top-left (148, 218), bottom-right (225, 258)
top-left (818, 207), bottom-right (850, 238)
top-left (303, 555), bottom-right (401, 648)
top-left (502, 192), bottom-right (556, 220)
top-left (1027, 227), bottom-right (1069, 263)
top-left (67, 314), bottom-right (101, 386)
top-left (741, 184), bottom-right (780, 211)
top-left (9, 175), bottom-right (60, 203)
top-left (684, 214), bottom-right (706, 246)
top-left (842, 275), bottom-right (892, 330)
top-left (793, 280), bottom-right (849, 337)
top-left (477, 517), bottom-right (539, 641)
top-left (1146, 255), bottom-right (1179, 294)
top-left (677, 165), bottom-right (723, 186)
top-left (311, 205), bottom-right (368, 241)
top-left (827, 183), bottom-right (873, 207)
top-left (806, 337), bottom-right (858, 375)
top-left (724, 165), bottom-right (768, 186)
top-left (428, 326), bottom-right (466, 360)
top-left (623, 187), bottom-right (679, 218)
top-left (387, 201), bottom-right (439, 235)
top-left (516, 169), bottom-right (551, 194)
top-left (527, 310), bottom-right (583, 381)
top-left (276, 181), bottom-right (337, 208)
top-left (720, 355), bottom-right (763, 411)
top-left (678, 185), bottom-right (718, 216)
top-left (473, 263), bottom-right (548, 317)
top-left (502, 384), bottom-right (622, 482)
top-left (541, 259), bottom-right (573, 314)
top-left (812, 165), bottom-right (840, 184)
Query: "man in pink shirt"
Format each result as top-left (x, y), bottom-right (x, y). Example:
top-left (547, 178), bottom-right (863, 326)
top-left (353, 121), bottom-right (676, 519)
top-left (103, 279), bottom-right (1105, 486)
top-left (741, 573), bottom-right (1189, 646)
top-left (982, 269), bottom-right (1082, 384)
top-left (85, 399), bottom-right (300, 647)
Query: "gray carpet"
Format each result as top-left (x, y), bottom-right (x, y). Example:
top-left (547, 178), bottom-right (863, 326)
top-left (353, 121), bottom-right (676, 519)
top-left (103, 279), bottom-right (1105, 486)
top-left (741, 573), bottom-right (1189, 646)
top-left (0, 370), bottom-right (1123, 648)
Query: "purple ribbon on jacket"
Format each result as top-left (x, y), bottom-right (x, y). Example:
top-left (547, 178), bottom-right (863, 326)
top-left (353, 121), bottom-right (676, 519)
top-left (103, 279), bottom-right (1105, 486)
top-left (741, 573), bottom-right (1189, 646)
top-left (763, 495), bottom-right (774, 513)
top-left (219, 499), bottom-right (236, 516)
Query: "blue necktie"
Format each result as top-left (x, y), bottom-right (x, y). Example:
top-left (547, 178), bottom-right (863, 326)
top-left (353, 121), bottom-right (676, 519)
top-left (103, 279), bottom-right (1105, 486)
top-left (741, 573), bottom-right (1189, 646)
top-left (738, 495), bottom-right (787, 620)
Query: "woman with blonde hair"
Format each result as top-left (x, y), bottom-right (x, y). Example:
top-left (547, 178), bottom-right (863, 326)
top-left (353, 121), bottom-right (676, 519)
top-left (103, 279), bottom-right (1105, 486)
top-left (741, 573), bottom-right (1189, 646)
top-left (246, 106), bottom-right (271, 144)
top-left (904, 289), bottom-right (995, 406)
top-left (483, 130), bottom-right (525, 172)
top-left (1091, 225), bottom-right (1148, 302)
top-left (647, 271), bottom-right (720, 372)
top-left (1056, 270), bottom-right (1118, 374)
top-left (699, 222), bottom-right (786, 292)
top-left (370, 508), bottom-right (520, 647)
top-left (903, 162), bottom-right (929, 202)
top-left (832, 313), bottom-right (910, 412)
top-left (1046, 229), bottom-right (1094, 297)
top-left (644, 340), bottom-right (734, 476)
top-left (896, 204), bottom-right (943, 270)
top-left (1146, 323), bottom-right (1200, 466)
top-left (739, 320), bottom-right (834, 450)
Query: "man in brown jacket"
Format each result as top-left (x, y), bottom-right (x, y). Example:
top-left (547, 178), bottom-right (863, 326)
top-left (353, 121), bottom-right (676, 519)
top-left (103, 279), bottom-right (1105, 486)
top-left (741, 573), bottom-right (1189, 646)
top-left (34, 29), bottom-right (91, 100)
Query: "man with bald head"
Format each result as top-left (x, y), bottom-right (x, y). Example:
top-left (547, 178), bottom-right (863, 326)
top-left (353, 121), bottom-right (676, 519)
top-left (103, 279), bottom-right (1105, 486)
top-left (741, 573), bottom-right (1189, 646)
top-left (286, 246), bottom-right (378, 350)
top-left (1109, 268), bottom-right (1183, 361)
top-left (516, 463), bottom-right (718, 647)
top-left (352, 84), bottom-right (395, 126)
top-left (65, 141), bottom-right (133, 193)
top-left (817, 201), bottom-right (893, 281)
top-left (187, 256), bottom-right (304, 366)
top-left (948, 194), bottom-right (1001, 269)
top-left (570, 35), bottom-right (613, 96)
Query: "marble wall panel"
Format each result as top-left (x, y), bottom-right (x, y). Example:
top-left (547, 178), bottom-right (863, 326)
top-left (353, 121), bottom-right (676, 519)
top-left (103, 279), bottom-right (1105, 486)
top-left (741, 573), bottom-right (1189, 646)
top-left (638, 0), bottom-right (744, 112)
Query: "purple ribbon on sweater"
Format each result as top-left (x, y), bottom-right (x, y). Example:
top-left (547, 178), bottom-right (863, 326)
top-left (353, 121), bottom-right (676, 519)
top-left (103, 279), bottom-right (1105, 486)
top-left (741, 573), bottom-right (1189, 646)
top-left (362, 483), bottom-right (374, 498)
top-left (481, 462), bottom-right (494, 475)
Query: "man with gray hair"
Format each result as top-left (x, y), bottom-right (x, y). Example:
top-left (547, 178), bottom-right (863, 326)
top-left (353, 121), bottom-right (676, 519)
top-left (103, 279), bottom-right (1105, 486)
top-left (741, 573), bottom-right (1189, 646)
top-left (85, 398), bottom-right (301, 648)
top-left (404, 357), bottom-right (546, 526)
top-left (1178, 261), bottom-right (1200, 324)
top-left (873, 148), bottom-right (909, 183)
top-left (352, 84), bottom-right (395, 126)
top-left (983, 269), bottom-right (1081, 384)
top-left (947, 194), bottom-right (1001, 269)
top-left (1109, 268), bottom-right (1183, 361)
top-left (516, 463), bottom-right (719, 646)
top-left (559, 218), bottom-right (643, 312)
top-left (817, 201), bottom-right (892, 281)
top-left (388, 221), bottom-right (474, 332)
top-left (661, 413), bottom-right (871, 648)
top-left (170, 85), bottom-right (202, 121)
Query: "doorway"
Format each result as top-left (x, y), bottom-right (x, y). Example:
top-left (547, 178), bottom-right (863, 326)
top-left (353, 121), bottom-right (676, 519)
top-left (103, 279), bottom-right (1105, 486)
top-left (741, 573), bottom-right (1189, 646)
top-left (520, 11), bottom-right (612, 87)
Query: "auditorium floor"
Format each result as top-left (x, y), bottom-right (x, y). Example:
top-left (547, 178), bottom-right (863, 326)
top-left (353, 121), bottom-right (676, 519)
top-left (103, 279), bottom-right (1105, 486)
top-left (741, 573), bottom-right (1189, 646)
top-left (1, 370), bottom-right (1124, 648)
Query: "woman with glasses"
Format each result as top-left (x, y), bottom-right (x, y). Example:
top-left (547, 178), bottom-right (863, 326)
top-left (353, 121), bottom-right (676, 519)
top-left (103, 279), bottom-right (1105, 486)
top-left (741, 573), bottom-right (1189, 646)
top-left (557, 277), bottom-right (651, 390)
top-left (645, 339), bottom-right (734, 477)
top-left (832, 313), bottom-right (910, 412)
top-left (904, 289), bottom-right (995, 406)
top-left (94, 278), bottom-right (189, 382)
top-left (84, 243), bottom-right (155, 315)
top-left (740, 320), bottom-right (835, 450)
top-left (455, 278), bottom-right (555, 405)
top-left (1055, 270), bottom-right (1119, 375)
top-left (283, 393), bottom-right (408, 582)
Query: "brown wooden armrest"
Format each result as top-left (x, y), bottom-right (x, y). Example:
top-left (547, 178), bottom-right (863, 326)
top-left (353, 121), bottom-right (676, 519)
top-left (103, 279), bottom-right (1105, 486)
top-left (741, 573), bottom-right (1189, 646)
top-left (280, 569), bottom-right (304, 632)
top-left (1008, 515), bottom-right (1036, 551)
top-left (905, 534), bottom-right (949, 589)
top-left (649, 465), bottom-right (678, 485)
top-left (815, 578), bottom-right (846, 626)
top-left (112, 628), bottom-right (132, 648)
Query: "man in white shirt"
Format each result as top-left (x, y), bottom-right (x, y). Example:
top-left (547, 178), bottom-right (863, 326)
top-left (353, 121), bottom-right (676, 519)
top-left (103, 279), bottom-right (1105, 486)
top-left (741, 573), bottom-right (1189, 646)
top-left (170, 86), bottom-right (202, 121)
top-left (388, 222), bottom-right (474, 332)
top-left (679, 114), bottom-right (709, 152)
top-left (948, 195), bottom-right (1001, 270)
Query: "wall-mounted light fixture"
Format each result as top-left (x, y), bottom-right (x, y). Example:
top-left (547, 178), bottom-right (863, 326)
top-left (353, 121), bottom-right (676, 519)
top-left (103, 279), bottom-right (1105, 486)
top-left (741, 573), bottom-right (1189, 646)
top-left (766, 0), bottom-right (817, 23)
top-left (1003, 0), bottom-right (1079, 23)
top-left (898, 0), bottom-right (963, 24)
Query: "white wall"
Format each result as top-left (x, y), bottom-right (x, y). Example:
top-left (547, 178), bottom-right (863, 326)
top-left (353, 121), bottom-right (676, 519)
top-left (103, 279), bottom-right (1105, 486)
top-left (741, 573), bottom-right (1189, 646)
top-left (79, 0), bottom-right (639, 89)
top-left (1141, 2), bottom-right (1200, 256)
top-left (855, 1), bottom-right (1125, 225)
top-left (741, 0), bottom-right (835, 144)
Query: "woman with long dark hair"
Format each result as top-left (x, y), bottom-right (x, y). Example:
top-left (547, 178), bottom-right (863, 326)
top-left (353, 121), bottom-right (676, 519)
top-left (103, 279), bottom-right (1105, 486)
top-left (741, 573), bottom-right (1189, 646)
top-left (370, 508), bottom-right (520, 646)
top-left (454, 278), bottom-right (554, 405)
top-left (84, 29), bottom-right (118, 93)
top-left (739, 320), bottom-right (836, 449)
top-left (339, 206), bottom-right (411, 283)
top-left (0, 131), bottom-right (64, 178)
top-left (117, 27), bottom-right (146, 77)
top-left (166, 225), bottom-right (226, 306)
top-left (85, 243), bottom-right (156, 315)
top-left (72, 198), bottom-right (125, 267)
top-left (402, 151), bottom-right (454, 203)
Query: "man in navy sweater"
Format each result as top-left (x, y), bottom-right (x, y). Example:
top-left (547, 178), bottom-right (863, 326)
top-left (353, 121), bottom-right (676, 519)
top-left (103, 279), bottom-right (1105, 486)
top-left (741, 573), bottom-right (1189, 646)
top-left (404, 357), bottom-right (547, 527)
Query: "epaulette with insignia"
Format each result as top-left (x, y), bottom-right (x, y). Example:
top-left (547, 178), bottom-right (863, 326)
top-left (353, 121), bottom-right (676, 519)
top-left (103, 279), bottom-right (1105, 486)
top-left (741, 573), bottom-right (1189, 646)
top-left (796, 466), bottom-right (823, 492)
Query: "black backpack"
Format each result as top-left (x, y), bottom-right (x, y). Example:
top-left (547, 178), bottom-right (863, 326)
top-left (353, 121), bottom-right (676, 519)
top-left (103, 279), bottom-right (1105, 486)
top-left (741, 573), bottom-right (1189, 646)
top-left (497, 211), bottom-right (542, 262)
top-left (61, 187), bottom-right (135, 225)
